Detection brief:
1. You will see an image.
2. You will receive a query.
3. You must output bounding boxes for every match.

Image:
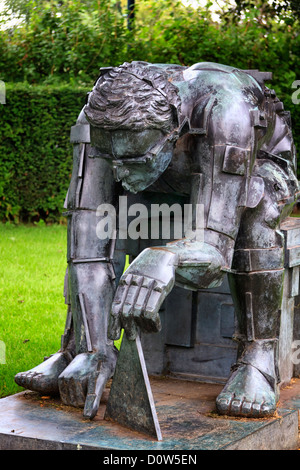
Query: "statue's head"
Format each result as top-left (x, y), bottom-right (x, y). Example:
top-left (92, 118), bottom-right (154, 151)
top-left (84, 61), bottom-right (183, 193)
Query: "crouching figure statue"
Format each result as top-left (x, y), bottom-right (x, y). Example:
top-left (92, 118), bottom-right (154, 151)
top-left (15, 61), bottom-right (299, 420)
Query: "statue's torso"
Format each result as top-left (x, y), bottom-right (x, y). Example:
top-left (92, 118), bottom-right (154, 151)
top-left (145, 62), bottom-right (266, 198)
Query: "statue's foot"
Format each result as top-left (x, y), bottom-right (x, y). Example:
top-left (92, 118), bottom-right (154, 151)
top-left (216, 363), bottom-right (277, 418)
top-left (14, 351), bottom-right (72, 395)
top-left (58, 346), bottom-right (118, 414)
top-left (83, 345), bottom-right (118, 419)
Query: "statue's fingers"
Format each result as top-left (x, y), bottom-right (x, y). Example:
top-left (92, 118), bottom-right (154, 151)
top-left (132, 279), bottom-right (155, 319)
top-left (112, 273), bottom-right (133, 311)
top-left (142, 288), bottom-right (164, 332)
top-left (119, 276), bottom-right (144, 340)
top-left (122, 276), bottom-right (144, 314)
top-left (133, 280), bottom-right (161, 333)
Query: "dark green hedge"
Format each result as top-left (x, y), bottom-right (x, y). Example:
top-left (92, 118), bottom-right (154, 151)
top-left (0, 84), bottom-right (89, 222)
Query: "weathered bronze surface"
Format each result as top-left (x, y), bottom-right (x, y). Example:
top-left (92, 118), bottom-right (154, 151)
top-left (15, 61), bottom-right (299, 437)
top-left (105, 333), bottom-right (162, 440)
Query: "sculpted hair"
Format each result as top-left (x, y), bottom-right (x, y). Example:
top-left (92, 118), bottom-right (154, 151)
top-left (84, 61), bottom-right (180, 133)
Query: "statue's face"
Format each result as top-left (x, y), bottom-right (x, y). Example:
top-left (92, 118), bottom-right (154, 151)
top-left (90, 127), bottom-right (174, 193)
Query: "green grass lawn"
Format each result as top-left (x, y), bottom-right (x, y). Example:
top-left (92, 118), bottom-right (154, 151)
top-left (0, 223), bottom-right (68, 397)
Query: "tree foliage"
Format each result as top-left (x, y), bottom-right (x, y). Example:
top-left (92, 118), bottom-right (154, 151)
top-left (222, 0), bottom-right (300, 23)
top-left (0, 0), bottom-right (299, 86)
top-left (0, 0), bottom-right (132, 84)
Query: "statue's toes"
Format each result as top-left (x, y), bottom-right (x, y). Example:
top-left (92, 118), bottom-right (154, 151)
top-left (259, 400), bottom-right (276, 417)
top-left (216, 393), bottom-right (248, 416)
top-left (15, 371), bottom-right (36, 388)
top-left (242, 398), bottom-right (276, 418)
top-left (215, 392), bottom-right (233, 415)
top-left (14, 371), bottom-right (26, 387)
top-left (216, 392), bottom-right (276, 418)
top-left (15, 370), bottom-right (58, 395)
top-left (240, 399), bottom-right (271, 417)
top-left (240, 399), bottom-right (253, 416)
top-left (230, 398), bottom-right (245, 415)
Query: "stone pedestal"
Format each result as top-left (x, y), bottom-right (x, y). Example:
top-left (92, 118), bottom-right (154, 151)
top-left (0, 377), bottom-right (299, 450)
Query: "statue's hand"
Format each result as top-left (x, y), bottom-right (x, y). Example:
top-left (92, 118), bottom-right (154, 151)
top-left (109, 248), bottom-right (178, 340)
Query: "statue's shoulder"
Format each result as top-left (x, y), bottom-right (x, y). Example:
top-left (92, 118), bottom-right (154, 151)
top-left (149, 61), bottom-right (236, 77)
top-left (182, 61), bottom-right (243, 83)
top-left (183, 62), bottom-right (271, 91)
top-left (188, 61), bottom-right (237, 74)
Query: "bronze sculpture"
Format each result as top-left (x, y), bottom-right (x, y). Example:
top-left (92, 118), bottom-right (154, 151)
top-left (15, 61), bottom-right (299, 423)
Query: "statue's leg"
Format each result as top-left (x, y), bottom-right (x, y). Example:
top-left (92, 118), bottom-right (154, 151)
top-left (216, 270), bottom-right (283, 417)
top-left (14, 269), bottom-right (76, 395)
top-left (216, 160), bottom-right (294, 417)
top-left (56, 130), bottom-right (123, 412)
top-left (57, 235), bottom-right (126, 414)
top-left (15, 114), bottom-right (123, 410)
